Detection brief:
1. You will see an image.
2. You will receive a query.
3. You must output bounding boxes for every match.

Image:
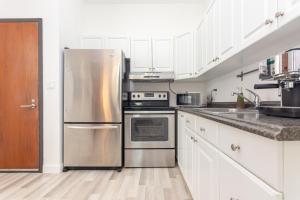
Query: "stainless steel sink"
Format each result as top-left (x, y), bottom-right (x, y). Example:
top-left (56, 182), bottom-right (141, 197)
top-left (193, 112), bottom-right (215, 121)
top-left (196, 108), bottom-right (258, 115)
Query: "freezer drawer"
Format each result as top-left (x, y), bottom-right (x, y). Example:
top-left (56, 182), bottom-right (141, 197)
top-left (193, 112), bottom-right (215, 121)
top-left (64, 124), bottom-right (122, 167)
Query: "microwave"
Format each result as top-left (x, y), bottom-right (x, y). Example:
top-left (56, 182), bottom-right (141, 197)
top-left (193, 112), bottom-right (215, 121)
top-left (176, 92), bottom-right (201, 107)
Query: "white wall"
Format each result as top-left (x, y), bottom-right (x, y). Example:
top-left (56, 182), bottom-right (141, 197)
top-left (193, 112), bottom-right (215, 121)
top-left (60, 1), bottom-right (206, 48)
top-left (1, 0), bottom-right (62, 173)
top-left (204, 63), bottom-right (281, 103)
top-left (60, 0), bottom-right (83, 49)
top-left (81, 3), bottom-right (204, 37)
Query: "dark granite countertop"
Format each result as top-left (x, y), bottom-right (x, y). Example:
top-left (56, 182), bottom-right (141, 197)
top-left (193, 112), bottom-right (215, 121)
top-left (177, 107), bottom-right (300, 141)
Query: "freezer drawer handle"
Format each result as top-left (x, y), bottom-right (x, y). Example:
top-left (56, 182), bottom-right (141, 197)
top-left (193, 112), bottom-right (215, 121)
top-left (67, 125), bottom-right (119, 130)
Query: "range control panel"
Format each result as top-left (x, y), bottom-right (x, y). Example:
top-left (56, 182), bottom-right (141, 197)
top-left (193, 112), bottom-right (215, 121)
top-left (130, 92), bottom-right (169, 101)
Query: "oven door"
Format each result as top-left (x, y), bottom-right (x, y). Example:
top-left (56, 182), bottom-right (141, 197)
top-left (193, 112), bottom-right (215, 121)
top-left (125, 111), bottom-right (175, 149)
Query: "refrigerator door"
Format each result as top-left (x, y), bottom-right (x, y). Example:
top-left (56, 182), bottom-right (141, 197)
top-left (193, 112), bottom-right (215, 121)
top-left (64, 49), bottom-right (123, 123)
top-left (64, 124), bottom-right (122, 167)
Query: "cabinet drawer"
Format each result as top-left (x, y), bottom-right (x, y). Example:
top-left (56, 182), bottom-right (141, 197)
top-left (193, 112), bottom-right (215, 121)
top-left (219, 124), bottom-right (283, 191)
top-left (184, 113), bottom-right (196, 132)
top-left (219, 152), bottom-right (283, 200)
top-left (195, 116), bottom-right (218, 145)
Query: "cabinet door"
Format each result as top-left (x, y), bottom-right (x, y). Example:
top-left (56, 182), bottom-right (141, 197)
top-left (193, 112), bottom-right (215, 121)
top-left (152, 38), bottom-right (174, 72)
top-left (206, 0), bottom-right (219, 68)
top-left (277, 0), bottom-right (300, 27)
top-left (177, 112), bottom-right (185, 170)
top-left (174, 32), bottom-right (194, 79)
top-left (219, 0), bottom-right (240, 61)
top-left (206, 3), bottom-right (215, 67)
top-left (130, 38), bottom-right (152, 72)
top-left (81, 37), bottom-right (105, 49)
top-left (193, 135), bottom-right (219, 200)
top-left (105, 36), bottom-right (131, 58)
top-left (184, 127), bottom-right (194, 191)
top-left (240, 0), bottom-right (277, 48)
top-left (195, 20), bottom-right (207, 76)
top-left (219, 152), bottom-right (283, 200)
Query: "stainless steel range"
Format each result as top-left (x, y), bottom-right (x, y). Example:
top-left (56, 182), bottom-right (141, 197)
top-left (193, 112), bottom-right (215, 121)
top-left (124, 91), bottom-right (175, 168)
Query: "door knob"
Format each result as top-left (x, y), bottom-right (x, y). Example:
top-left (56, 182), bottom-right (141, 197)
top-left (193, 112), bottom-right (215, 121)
top-left (20, 99), bottom-right (37, 109)
top-left (265, 19), bottom-right (274, 25)
top-left (231, 144), bottom-right (241, 152)
top-left (275, 11), bottom-right (285, 18)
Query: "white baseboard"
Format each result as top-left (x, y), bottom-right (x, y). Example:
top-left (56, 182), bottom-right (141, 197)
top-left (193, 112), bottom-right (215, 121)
top-left (43, 164), bottom-right (63, 174)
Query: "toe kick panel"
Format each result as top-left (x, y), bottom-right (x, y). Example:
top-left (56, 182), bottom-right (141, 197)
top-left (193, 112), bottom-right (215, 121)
top-left (125, 149), bottom-right (175, 168)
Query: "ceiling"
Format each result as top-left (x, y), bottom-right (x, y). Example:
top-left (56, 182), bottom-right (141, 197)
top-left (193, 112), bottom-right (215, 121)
top-left (86, 0), bottom-right (204, 4)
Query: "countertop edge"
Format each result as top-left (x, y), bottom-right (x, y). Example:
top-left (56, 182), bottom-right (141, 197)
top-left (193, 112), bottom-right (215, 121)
top-left (177, 108), bottom-right (300, 142)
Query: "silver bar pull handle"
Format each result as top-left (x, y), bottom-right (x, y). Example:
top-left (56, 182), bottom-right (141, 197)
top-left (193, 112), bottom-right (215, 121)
top-left (67, 125), bottom-right (118, 130)
top-left (20, 99), bottom-right (36, 109)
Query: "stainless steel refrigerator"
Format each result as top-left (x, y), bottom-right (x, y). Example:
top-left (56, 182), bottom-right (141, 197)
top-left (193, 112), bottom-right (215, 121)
top-left (63, 49), bottom-right (124, 169)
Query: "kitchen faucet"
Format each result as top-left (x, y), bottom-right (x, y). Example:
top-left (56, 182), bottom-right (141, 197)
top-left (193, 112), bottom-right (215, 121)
top-left (231, 88), bottom-right (261, 108)
top-left (245, 89), bottom-right (261, 108)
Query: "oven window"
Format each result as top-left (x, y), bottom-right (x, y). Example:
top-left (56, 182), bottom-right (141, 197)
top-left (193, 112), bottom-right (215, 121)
top-left (131, 118), bottom-right (168, 141)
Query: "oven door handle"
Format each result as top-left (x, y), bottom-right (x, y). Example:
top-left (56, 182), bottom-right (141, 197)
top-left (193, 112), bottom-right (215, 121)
top-left (124, 111), bottom-right (175, 114)
top-left (131, 114), bottom-right (167, 118)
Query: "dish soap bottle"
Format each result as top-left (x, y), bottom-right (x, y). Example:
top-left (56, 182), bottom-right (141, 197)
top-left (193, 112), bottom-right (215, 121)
top-left (236, 94), bottom-right (245, 109)
top-left (236, 88), bottom-right (245, 109)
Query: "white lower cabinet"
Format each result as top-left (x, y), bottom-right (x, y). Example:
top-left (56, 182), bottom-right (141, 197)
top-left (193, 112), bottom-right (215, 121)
top-left (177, 112), bottom-right (185, 171)
top-left (219, 152), bottom-right (283, 200)
top-left (177, 111), bottom-right (284, 200)
top-left (184, 127), bottom-right (194, 190)
top-left (192, 134), bottom-right (219, 200)
top-left (218, 124), bottom-right (283, 191)
top-left (177, 112), bottom-right (218, 200)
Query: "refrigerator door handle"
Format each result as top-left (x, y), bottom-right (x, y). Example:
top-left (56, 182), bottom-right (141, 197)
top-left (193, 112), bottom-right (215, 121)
top-left (66, 125), bottom-right (119, 130)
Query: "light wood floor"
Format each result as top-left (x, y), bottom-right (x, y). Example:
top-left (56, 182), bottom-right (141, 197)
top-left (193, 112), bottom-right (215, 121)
top-left (0, 167), bottom-right (192, 200)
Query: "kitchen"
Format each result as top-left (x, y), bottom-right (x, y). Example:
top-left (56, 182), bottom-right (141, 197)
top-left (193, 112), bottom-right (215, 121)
top-left (1, 0), bottom-right (300, 200)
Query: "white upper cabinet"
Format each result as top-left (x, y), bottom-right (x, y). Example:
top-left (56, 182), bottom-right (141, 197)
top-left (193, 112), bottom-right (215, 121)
top-left (130, 38), bottom-right (153, 72)
top-left (131, 37), bottom-right (174, 73)
top-left (105, 36), bottom-right (131, 58)
top-left (240, 0), bottom-right (277, 48)
top-left (152, 38), bottom-right (174, 72)
top-left (206, 0), bottom-right (220, 68)
top-left (277, 0), bottom-right (300, 27)
top-left (175, 32), bottom-right (194, 79)
top-left (81, 36), bottom-right (130, 57)
top-left (219, 0), bottom-right (240, 61)
top-left (195, 19), bottom-right (207, 76)
top-left (81, 37), bottom-right (106, 49)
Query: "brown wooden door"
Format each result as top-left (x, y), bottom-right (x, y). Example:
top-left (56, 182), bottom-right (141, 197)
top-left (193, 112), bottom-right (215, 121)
top-left (0, 21), bottom-right (41, 170)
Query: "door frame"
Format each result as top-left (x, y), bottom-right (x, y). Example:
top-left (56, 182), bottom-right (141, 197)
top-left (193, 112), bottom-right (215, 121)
top-left (0, 18), bottom-right (43, 173)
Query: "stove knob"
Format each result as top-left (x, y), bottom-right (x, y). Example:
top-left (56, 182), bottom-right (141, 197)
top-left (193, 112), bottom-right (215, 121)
top-left (159, 94), bottom-right (162, 98)
top-left (132, 95), bottom-right (136, 98)
top-left (163, 94), bottom-right (166, 98)
top-left (137, 95), bottom-right (140, 98)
